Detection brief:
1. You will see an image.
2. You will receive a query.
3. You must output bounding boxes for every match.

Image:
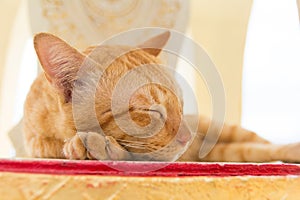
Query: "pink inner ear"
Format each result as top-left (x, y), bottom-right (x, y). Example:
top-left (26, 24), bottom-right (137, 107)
top-left (34, 34), bottom-right (62, 79)
top-left (34, 33), bottom-right (84, 83)
top-left (36, 46), bottom-right (58, 79)
top-left (34, 34), bottom-right (62, 77)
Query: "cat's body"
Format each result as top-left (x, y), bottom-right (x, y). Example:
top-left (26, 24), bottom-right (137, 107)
top-left (23, 32), bottom-right (300, 162)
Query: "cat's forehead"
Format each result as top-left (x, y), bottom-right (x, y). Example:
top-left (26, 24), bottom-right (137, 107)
top-left (83, 45), bottom-right (136, 63)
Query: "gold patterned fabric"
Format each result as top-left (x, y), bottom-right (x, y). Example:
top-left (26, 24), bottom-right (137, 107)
top-left (29, 0), bottom-right (189, 50)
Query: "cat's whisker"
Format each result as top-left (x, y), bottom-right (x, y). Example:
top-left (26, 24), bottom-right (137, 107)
top-left (118, 142), bottom-right (146, 147)
top-left (120, 143), bottom-right (147, 149)
top-left (118, 141), bottom-right (159, 152)
top-left (118, 142), bottom-right (149, 147)
top-left (117, 139), bottom-right (163, 152)
top-left (119, 141), bottom-right (146, 146)
top-left (117, 139), bottom-right (147, 144)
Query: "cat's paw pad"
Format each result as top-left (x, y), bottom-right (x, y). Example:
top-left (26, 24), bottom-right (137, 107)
top-left (63, 134), bottom-right (87, 160)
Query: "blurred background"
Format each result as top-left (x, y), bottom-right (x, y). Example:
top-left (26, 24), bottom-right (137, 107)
top-left (0, 0), bottom-right (299, 157)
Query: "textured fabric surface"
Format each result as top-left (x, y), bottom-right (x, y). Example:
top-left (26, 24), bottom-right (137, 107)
top-left (0, 160), bottom-right (300, 199)
top-left (0, 159), bottom-right (300, 177)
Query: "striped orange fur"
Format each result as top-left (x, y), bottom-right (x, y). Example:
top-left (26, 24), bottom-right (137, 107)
top-left (23, 32), bottom-right (300, 163)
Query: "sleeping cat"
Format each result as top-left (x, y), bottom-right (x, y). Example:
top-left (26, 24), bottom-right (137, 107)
top-left (23, 32), bottom-right (300, 162)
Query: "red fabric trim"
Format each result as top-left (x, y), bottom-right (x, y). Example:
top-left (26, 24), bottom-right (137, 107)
top-left (0, 159), bottom-right (299, 177)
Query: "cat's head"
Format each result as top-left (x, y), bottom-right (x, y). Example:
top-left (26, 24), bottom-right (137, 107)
top-left (33, 32), bottom-right (192, 161)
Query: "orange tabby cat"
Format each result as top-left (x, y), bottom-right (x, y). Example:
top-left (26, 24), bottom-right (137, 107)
top-left (23, 32), bottom-right (300, 162)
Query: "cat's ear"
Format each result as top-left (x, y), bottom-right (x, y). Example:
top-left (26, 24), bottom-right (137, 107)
top-left (138, 31), bottom-right (170, 56)
top-left (34, 33), bottom-right (85, 103)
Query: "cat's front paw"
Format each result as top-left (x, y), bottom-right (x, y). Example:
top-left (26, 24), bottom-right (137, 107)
top-left (78, 132), bottom-right (131, 160)
top-left (77, 132), bottom-right (108, 160)
top-left (63, 134), bottom-right (87, 160)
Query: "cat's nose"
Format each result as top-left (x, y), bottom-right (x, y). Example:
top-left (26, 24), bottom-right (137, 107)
top-left (176, 122), bottom-right (192, 145)
top-left (176, 132), bottom-right (191, 145)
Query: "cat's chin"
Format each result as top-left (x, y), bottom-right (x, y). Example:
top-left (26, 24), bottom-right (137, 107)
top-left (127, 142), bottom-right (190, 162)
